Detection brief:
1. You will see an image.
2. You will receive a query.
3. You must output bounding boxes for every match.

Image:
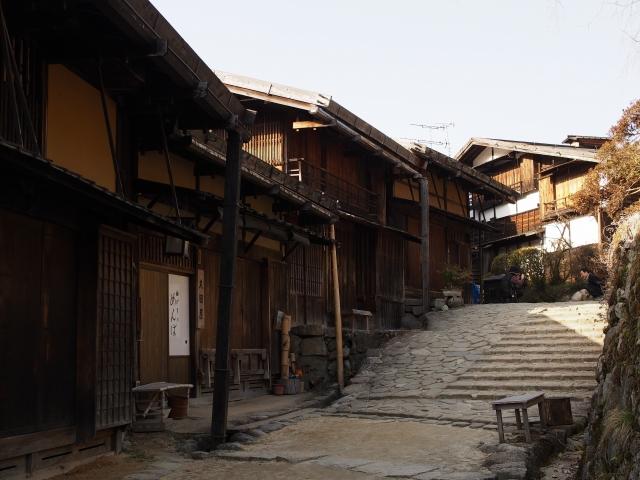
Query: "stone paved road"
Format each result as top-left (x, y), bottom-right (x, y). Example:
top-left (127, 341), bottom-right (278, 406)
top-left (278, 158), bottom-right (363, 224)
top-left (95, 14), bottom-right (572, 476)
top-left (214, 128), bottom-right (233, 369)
top-left (330, 302), bottom-right (605, 431)
top-left (56, 302), bottom-right (606, 480)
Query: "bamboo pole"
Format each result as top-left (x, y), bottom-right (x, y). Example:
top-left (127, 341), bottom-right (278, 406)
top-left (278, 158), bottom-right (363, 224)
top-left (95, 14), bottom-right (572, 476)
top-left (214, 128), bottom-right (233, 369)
top-left (280, 314), bottom-right (291, 379)
top-left (329, 224), bottom-right (344, 392)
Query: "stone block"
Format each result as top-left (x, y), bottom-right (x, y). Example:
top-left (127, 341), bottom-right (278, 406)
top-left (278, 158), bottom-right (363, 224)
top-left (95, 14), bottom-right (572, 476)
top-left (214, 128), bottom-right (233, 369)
top-left (401, 313), bottom-right (422, 330)
top-left (290, 324), bottom-right (325, 337)
top-left (446, 295), bottom-right (464, 308)
top-left (433, 298), bottom-right (446, 310)
top-left (298, 355), bottom-right (328, 388)
top-left (301, 336), bottom-right (327, 356)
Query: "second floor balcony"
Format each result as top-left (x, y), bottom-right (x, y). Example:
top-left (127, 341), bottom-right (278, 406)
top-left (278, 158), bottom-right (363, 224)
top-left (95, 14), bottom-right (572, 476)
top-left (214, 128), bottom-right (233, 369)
top-left (543, 196), bottom-right (576, 220)
top-left (286, 158), bottom-right (379, 219)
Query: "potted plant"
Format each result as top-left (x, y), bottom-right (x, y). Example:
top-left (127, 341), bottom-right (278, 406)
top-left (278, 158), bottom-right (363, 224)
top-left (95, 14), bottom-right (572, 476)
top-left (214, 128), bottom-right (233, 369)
top-left (441, 264), bottom-right (472, 307)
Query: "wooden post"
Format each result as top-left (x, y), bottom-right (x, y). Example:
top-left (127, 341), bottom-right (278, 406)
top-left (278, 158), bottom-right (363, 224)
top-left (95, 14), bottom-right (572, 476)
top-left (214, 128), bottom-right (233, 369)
top-left (479, 227), bottom-right (484, 302)
top-left (211, 130), bottom-right (242, 448)
top-left (280, 314), bottom-right (291, 379)
top-left (418, 177), bottom-right (430, 311)
top-left (329, 224), bottom-right (344, 392)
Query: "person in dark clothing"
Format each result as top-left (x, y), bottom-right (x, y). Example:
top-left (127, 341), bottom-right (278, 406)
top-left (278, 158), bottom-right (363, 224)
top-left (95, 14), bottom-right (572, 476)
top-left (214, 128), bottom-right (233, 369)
top-left (579, 267), bottom-right (603, 298)
top-left (501, 265), bottom-right (525, 302)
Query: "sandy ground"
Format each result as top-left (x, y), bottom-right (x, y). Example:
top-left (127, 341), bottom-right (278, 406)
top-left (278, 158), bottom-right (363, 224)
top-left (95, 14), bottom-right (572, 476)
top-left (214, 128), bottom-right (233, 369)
top-left (53, 416), bottom-right (496, 480)
top-left (237, 416), bottom-right (494, 472)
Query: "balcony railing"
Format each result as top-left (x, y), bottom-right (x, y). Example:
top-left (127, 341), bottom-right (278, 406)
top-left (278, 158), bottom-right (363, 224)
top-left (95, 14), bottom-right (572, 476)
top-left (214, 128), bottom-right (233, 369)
top-left (543, 196), bottom-right (575, 219)
top-left (507, 178), bottom-right (537, 195)
top-left (286, 158), bottom-right (379, 218)
top-left (484, 209), bottom-right (541, 242)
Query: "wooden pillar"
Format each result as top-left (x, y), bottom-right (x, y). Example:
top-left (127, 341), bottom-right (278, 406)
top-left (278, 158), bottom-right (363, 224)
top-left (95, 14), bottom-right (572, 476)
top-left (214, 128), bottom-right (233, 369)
top-left (329, 224), bottom-right (344, 392)
top-left (211, 130), bottom-right (242, 447)
top-left (418, 176), bottom-right (430, 311)
top-left (479, 228), bottom-right (484, 302)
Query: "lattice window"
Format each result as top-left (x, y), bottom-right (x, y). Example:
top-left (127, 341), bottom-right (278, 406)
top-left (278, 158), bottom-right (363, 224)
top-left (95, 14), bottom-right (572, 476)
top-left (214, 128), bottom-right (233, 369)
top-left (289, 245), bottom-right (324, 297)
top-left (96, 227), bottom-right (135, 430)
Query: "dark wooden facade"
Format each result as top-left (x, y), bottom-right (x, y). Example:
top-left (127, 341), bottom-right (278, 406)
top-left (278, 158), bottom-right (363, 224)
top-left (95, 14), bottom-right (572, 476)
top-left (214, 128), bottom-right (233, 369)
top-left (220, 82), bottom-right (512, 323)
top-left (0, 1), bottom-right (259, 477)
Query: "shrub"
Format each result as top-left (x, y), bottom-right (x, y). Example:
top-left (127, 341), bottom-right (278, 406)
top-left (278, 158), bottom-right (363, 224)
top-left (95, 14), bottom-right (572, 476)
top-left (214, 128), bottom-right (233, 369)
top-left (519, 282), bottom-right (576, 303)
top-left (509, 247), bottom-right (545, 288)
top-left (490, 253), bottom-right (510, 275)
top-left (441, 264), bottom-right (472, 289)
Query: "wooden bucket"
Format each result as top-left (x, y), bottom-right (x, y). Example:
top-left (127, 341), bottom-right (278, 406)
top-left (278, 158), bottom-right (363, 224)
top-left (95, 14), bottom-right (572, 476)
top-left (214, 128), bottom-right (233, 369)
top-left (168, 395), bottom-right (189, 419)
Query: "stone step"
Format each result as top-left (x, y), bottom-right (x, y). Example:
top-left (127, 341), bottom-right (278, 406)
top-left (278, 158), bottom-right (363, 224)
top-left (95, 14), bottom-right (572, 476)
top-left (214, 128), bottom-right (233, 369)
top-left (488, 345), bottom-right (603, 355)
top-left (499, 334), bottom-right (604, 342)
top-left (507, 321), bottom-right (605, 329)
top-left (492, 338), bottom-right (602, 351)
top-left (467, 363), bottom-right (596, 373)
top-left (457, 371), bottom-right (596, 381)
top-left (438, 389), bottom-right (594, 401)
top-left (501, 329), bottom-right (604, 338)
top-left (517, 319), bottom-right (605, 328)
top-left (475, 354), bottom-right (599, 363)
top-left (447, 380), bottom-right (597, 391)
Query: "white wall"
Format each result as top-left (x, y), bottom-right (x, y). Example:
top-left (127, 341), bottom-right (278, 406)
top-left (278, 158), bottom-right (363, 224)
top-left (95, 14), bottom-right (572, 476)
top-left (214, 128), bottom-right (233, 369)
top-left (472, 191), bottom-right (539, 221)
top-left (472, 147), bottom-right (512, 168)
top-left (543, 215), bottom-right (600, 252)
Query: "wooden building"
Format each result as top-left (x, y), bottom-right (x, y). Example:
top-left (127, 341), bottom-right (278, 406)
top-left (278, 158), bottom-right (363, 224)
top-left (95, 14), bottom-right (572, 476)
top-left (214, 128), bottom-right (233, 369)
top-left (403, 144), bottom-right (517, 294)
top-left (455, 137), bottom-right (603, 276)
top-left (0, 0), bottom-right (282, 476)
top-left (217, 73), bottom-right (514, 321)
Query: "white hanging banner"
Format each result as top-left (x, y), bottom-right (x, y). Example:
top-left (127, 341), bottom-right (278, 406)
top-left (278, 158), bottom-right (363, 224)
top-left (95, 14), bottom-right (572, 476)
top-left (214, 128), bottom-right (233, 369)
top-left (168, 274), bottom-right (190, 356)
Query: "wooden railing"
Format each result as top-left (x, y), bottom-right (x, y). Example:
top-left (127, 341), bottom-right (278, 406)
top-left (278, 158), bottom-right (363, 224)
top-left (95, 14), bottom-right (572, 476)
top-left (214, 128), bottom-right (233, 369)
top-left (485, 209), bottom-right (540, 242)
top-left (543, 196), bottom-right (575, 219)
top-left (507, 178), bottom-right (537, 194)
top-left (286, 158), bottom-right (379, 218)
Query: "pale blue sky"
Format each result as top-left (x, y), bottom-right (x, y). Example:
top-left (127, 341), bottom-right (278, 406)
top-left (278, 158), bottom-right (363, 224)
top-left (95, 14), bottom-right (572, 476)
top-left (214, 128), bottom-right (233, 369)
top-left (152, 0), bottom-right (639, 155)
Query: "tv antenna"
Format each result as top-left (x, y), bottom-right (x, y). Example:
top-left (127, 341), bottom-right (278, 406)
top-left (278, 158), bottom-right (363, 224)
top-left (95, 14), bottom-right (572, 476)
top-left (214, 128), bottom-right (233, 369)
top-left (407, 122), bottom-right (455, 155)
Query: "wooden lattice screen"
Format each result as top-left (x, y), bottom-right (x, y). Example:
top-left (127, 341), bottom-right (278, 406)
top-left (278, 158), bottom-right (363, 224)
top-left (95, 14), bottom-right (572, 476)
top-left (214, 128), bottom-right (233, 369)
top-left (289, 245), bottom-right (324, 297)
top-left (95, 227), bottom-right (136, 430)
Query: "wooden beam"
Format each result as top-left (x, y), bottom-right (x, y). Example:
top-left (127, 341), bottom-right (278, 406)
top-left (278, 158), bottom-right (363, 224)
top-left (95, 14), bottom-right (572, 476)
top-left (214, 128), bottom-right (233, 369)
top-left (0, 427), bottom-right (76, 461)
top-left (292, 120), bottom-right (334, 130)
top-left (282, 241), bottom-right (300, 261)
top-left (243, 231), bottom-right (262, 254)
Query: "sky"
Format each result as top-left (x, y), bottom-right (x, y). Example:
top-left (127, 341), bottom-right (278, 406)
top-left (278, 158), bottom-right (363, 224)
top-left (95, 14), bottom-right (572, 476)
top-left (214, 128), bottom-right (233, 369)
top-left (152, 0), bottom-right (639, 155)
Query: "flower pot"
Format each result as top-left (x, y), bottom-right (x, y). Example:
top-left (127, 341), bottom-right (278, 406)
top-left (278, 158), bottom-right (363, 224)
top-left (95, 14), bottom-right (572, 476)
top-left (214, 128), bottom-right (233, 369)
top-left (273, 383), bottom-right (285, 395)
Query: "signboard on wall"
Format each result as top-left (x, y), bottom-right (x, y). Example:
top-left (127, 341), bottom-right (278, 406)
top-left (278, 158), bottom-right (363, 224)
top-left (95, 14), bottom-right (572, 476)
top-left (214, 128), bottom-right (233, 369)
top-left (168, 274), bottom-right (190, 356)
top-left (197, 268), bottom-right (205, 329)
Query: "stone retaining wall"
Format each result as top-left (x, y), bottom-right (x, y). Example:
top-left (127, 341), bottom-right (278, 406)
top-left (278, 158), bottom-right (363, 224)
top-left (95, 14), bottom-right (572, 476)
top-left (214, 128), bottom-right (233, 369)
top-left (581, 213), bottom-right (640, 479)
top-left (289, 325), bottom-right (398, 390)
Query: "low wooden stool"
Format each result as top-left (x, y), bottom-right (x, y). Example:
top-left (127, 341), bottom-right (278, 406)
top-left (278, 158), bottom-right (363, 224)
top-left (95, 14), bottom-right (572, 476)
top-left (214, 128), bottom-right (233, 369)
top-left (491, 391), bottom-right (546, 443)
top-left (541, 396), bottom-right (573, 426)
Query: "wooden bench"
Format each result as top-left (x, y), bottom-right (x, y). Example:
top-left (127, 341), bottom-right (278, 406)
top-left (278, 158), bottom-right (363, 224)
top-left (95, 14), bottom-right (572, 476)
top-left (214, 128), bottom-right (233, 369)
top-left (491, 392), bottom-right (546, 443)
top-left (342, 309), bottom-right (373, 332)
top-left (132, 382), bottom-right (192, 432)
top-left (200, 348), bottom-right (270, 399)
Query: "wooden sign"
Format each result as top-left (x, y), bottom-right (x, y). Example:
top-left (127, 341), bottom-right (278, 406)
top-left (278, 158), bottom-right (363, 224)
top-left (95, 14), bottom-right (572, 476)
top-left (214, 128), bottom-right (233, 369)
top-left (197, 268), bottom-right (205, 329)
top-left (168, 274), bottom-right (190, 356)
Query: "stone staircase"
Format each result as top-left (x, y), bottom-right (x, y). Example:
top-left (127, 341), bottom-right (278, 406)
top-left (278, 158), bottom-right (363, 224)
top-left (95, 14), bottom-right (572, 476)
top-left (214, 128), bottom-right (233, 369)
top-left (440, 303), bottom-right (605, 401)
